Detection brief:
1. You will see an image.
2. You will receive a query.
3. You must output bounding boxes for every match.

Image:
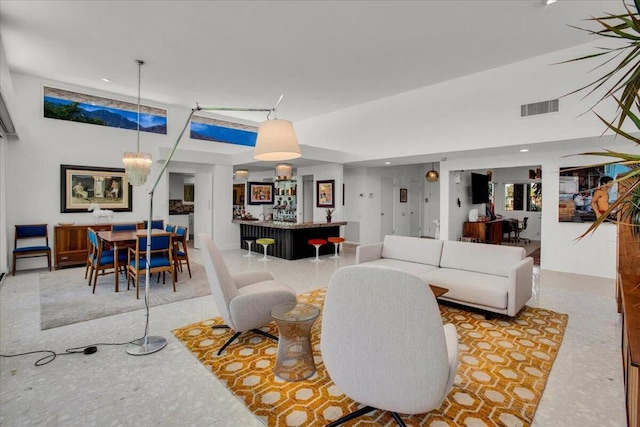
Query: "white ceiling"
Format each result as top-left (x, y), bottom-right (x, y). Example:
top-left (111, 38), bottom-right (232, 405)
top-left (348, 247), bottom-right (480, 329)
top-left (0, 0), bottom-right (627, 167)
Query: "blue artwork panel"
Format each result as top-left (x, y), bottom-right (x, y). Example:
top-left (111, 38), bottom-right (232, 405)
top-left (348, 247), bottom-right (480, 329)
top-left (43, 86), bottom-right (167, 134)
top-left (190, 115), bottom-right (258, 146)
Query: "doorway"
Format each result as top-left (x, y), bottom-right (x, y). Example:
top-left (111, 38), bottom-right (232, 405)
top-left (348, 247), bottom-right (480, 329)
top-left (303, 175), bottom-right (314, 223)
top-left (380, 177), bottom-right (394, 240)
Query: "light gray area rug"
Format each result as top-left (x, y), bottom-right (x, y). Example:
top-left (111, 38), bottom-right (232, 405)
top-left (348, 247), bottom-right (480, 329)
top-left (39, 263), bottom-right (211, 330)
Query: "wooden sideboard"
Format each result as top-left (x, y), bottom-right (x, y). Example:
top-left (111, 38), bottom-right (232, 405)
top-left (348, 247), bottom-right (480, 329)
top-left (54, 222), bottom-right (142, 269)
top-left (463, 219), bottom-right (503, 244)
top-left (620, 274), bottom-right (640, 427)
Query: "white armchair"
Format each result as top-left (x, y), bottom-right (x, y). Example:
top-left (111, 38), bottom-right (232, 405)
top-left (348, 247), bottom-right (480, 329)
top-left (321, 265), bottom-right (458, 426)
top-left (199, 234), bottom-right (297, 355)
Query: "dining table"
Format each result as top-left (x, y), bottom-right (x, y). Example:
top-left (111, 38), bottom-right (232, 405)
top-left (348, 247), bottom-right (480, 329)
top-left (97, 229), bottom-right (175, 292)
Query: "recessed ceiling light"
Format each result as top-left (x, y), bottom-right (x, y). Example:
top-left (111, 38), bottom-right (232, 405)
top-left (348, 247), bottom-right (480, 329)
top-left (384, 161), bottom-right (391, 165)
top-left (101, 78), bottom-right (111, 83)
top-left (520, 149), bottom-right (530, 153)
top-left (546, 0), bottom-right (557, 5)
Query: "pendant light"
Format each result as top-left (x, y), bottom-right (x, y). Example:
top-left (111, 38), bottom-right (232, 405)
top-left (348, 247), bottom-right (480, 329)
top-left (253, 96), bottom-right (301, 161)
top-left (123, 59), bottom-right (152, 186)
top-left (275, 163), bottom-right (293, 180)
top-left (234, 169), bottom-right (249, 180)
top-left (425, 162), bottom-right (439, 182)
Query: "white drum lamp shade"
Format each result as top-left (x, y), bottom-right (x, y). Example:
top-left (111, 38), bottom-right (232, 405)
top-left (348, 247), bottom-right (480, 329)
top-left (253, 119), bottom-right (301, 161)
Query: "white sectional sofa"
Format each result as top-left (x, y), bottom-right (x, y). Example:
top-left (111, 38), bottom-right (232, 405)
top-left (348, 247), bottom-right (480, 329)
top-left (356, 235), bottom-right (533, 317)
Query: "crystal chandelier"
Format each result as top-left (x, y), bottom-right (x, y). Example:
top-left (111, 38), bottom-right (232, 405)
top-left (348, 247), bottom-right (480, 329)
top-left (123, 59), bottom-right (152, 186)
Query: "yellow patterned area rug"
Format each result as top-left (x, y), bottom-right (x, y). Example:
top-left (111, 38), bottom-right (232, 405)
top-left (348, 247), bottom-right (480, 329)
top-left (173, 288), bottom-right (568, 427)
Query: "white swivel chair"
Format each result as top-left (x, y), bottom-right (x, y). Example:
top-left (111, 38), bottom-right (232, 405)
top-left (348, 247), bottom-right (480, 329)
top-left (199, 234), bottom-right (297, 355)
top-left (321, 266), bottom-right (459, 426)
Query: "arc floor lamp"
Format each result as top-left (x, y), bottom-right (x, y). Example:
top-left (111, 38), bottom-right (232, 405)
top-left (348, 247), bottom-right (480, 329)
top-left (126, 94), bottom-right (301, 356)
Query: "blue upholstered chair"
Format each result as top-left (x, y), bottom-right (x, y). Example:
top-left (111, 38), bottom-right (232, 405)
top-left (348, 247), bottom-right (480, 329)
top-left (12, 224), bottom-right (51, 275)
top-left (112, 223), bottom-right (138, 232)
top-left (144, 219), bottom-right (165, 230)
top-left (174, 226), bottom-right (191, 278)
top-left (127, 234), bottom-right (174, 299)
top-left (165, 224), bottom-right (176, 233)
top-left (87, 228), bottom-right (127, 293)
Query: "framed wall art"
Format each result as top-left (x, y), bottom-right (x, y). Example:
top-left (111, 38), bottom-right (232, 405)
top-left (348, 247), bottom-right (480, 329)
top-left (183, 184), bottom-right (194, 202)
top-left (60, 164), bottom-right (133, 213)
top-left (400, 188), bottom-right (408, 203)
top-left (317, 180), bottom-right (335, 208)
top-left (44, 86), bottom-right (167, 134)
top-left (248, 182), bottom-right (275, 205)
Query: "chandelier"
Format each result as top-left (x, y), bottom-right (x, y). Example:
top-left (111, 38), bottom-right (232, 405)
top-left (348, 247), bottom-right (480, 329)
top-left (123, 59), bottom-right (152, 186)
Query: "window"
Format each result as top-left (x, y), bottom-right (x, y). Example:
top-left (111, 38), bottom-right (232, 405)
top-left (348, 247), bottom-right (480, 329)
top-left (505, 183), bottom-right (542, 212)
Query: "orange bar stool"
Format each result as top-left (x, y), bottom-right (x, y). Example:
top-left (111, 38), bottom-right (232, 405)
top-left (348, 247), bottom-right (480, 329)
top-left (308, 239), bottom-right (327, 262)
top-left (328, 237), bottom-right (345, 259)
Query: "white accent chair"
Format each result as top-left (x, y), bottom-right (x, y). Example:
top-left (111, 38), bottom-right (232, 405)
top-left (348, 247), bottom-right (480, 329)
top-left (199, 234), bottom-right (297, 355)
top-left (321, 266), bottom-right (459, 426)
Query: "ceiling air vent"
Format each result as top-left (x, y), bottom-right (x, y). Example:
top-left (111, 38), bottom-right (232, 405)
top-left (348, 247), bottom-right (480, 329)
top-left (520, 99), bottom-right (559, 117)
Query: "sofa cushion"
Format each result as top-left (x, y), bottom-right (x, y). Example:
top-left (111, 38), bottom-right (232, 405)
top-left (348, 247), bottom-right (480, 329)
top-left (439, 241), bottom-right (525, 277)
top-left (359, 258), bottom-right (440, 277)
top-left (381, 235), bottom-right (443, 266)
top-left (421, 268), bottom-right (509, 310)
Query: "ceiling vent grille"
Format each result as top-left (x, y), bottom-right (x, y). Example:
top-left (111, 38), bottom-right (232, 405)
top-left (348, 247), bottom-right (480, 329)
top-left (521, 99), bottom-right (559, 117)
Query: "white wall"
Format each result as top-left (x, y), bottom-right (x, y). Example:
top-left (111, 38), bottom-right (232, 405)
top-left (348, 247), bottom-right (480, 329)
top-left (295, 41), bottom-right (625, 163)
top-left (296, 163), bottom-right (343, 224)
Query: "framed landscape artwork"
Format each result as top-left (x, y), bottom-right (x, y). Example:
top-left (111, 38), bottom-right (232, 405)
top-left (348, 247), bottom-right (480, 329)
top-left (190, 115), bottom-right (258, 146)
top-left (317, 180), bottom-right (335, 208)
top-left (60, 164), bottom-right (133, 213)
top-left (248, 182), bottom-right (274, 205)
top-left (44, 87), bottom-right (167, 134)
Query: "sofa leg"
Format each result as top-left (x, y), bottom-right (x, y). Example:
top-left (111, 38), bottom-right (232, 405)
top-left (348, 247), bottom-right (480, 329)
top-left (484, 312), bottom-right (493, 320)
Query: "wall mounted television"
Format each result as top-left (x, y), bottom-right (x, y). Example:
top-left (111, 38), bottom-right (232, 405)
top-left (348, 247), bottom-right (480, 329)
top-left (471, 173), bottom-right (490, 204)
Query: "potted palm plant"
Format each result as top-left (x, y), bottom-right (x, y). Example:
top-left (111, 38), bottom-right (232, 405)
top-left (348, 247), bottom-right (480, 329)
top-left (563, 0), bottom-right (640, 240)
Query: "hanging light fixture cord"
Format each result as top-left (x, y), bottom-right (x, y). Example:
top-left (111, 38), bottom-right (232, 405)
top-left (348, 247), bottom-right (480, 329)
top-left (135, 59), bottom-right (144, 152)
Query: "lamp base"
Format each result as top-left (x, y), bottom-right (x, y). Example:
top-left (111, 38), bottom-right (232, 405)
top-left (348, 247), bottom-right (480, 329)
top-left (126, 335), bottom-right (167, 356)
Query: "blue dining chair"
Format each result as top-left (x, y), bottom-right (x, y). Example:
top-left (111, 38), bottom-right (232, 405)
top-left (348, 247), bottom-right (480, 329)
top-left (144, 219), bottom-right (165, 230)
top-left (12, 224), bottom-right (51, 275)
top-left (112, 224), bottom-right (138, 231)
top-left (174, 226), bottom-right (192, 278)
top-left (87, 228), bottom-right (127, 293)
top-left (127, 234), bottom-right (175, 299)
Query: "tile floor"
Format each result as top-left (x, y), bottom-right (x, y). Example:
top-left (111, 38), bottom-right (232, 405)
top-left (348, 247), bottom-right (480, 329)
top-left (0, 246), bottom-right (627, 426)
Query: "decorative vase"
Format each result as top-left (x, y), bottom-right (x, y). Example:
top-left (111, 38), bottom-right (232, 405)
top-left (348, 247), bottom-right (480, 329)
top-left (326, 216), bottom-right (332, 223)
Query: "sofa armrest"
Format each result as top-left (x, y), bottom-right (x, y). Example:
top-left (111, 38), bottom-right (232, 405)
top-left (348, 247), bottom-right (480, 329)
top-left (232, 270), bottom-right (275, 289)
top-left (356, 242), bottom-right (384, 264)
top-left (506, 257), bottom-right (534, 317)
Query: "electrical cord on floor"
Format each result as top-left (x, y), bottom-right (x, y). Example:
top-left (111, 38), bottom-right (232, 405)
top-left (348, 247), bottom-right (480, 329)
top-left (1, 271), bottom-right (156, 367)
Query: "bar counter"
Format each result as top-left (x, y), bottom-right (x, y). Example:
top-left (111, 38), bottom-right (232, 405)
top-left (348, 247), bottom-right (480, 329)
top-left (233, 219), bottom-right (347, 260)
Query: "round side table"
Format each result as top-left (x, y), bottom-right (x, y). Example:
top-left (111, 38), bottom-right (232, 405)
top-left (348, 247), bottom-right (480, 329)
top-left (270, 302), bottom-right (320, 381)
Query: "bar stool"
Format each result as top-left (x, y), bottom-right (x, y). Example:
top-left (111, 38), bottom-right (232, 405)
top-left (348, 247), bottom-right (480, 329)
top-left (243, 236), bottom-right (258, 258)
top-left (256, 238), bottom-right (275, 261)
top-left (308, 239), bottom-right (327, 262)
top-left (327, 237), bottom-right (345, 259)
